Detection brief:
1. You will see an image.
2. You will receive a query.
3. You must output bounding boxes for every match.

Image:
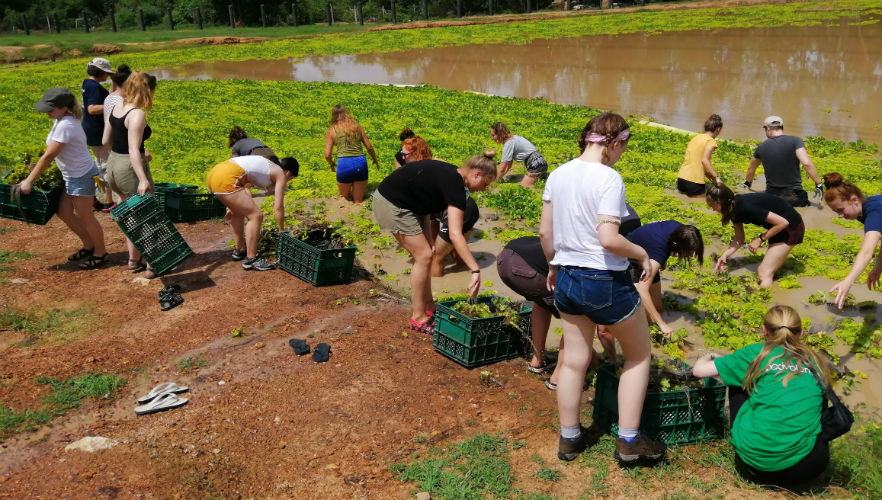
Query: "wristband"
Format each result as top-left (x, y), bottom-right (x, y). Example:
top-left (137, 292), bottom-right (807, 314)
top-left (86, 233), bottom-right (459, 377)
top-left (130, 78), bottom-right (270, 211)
top-left (759, 234), bottom-right (766, 242)
top-left (471, 269), bottom-right (481, 274)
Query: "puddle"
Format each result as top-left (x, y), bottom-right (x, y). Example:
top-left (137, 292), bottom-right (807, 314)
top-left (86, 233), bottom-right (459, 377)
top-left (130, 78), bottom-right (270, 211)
top-left (154, 17), bottom-right (882, 143)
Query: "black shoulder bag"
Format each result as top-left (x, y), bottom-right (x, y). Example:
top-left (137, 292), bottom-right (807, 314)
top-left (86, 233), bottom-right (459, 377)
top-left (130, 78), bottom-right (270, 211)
top-left (808, 367), bottom-right (854, 442)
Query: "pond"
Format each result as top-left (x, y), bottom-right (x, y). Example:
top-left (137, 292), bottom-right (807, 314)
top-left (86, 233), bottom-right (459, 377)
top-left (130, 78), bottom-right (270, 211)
top-left (153, 16), bottom-right (882, 144)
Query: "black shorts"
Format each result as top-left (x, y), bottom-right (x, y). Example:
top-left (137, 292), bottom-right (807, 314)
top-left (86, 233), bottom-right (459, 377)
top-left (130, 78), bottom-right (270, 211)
top-left (768, 222), bottom-right (805, 246)
top-left (496, 248), bottom-right (559, 317)
top-left (677, 178), bottom-right (707, 197)
top-left (766, 187), bottom-right (810, 207)
top-left (629, 262), bottom-right (661, 284)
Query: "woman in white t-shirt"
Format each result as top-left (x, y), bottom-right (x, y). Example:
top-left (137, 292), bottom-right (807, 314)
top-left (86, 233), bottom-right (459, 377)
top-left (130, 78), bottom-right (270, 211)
top-left (206, 155), bottom-right (299, 271)
top-left (540, 112), bottom-right (664, 465)
top-left (19, 88), bottom-right (107, 269)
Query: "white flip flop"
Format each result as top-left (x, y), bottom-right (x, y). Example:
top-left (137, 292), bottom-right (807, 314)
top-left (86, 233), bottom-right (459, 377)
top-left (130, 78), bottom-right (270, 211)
top-left (134, 392), bottom-right (189, 416)
top-left (137, 382), bottom-right (189, 404)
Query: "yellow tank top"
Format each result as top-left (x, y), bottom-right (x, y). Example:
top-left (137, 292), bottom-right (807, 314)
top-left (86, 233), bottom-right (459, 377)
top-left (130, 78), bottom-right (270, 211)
top-left (677, 134), bottom-right (717, 184)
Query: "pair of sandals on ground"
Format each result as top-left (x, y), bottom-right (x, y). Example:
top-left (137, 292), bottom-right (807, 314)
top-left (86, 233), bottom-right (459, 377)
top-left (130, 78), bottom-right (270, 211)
top-left (68, 247), bottom-right (108, 270)
top-left (134, 382), bottom-right (189, 415)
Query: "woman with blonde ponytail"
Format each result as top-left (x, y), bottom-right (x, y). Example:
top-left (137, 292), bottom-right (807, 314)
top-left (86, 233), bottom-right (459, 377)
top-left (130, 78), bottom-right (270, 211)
top-left (693, 305), bottom-right (832, 487)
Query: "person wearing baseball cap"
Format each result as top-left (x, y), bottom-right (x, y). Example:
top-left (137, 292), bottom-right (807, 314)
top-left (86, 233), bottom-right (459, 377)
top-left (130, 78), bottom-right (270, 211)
top-left (19, 87), bottom-right (108, 269)
top-left (741, 114), bottom-right (823, 207)
top-left (83, 57), bottom-right (115, 210)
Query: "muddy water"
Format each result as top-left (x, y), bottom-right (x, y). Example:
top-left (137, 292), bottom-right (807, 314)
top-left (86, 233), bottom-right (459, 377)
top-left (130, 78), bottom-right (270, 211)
top-left (154, 17), bottom-right (882, 143)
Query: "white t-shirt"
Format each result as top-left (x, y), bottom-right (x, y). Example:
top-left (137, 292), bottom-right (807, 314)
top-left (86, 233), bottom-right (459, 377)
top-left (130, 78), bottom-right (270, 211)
top-left (46, 115), bottom-right (95, 179)
top-left (230, 155), bottom-right (273, 190)
top-left (501, 135), bottom-right (538, 163)
top-left (542, 158), bottom-right (630, 270)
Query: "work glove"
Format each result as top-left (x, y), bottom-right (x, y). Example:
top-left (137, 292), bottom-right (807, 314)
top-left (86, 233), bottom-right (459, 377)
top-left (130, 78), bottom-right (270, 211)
top-left (814, 182), bottom-right (824, 199)
top-left (738, 181), bottom-right (752, 190)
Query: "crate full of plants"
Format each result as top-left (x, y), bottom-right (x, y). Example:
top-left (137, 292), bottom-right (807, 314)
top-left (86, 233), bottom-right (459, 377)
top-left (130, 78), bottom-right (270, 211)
top-left (0, 165), bottom-right (63, 225)
top-left (111, 193), bottom-right (194, 276)
top-left (154, 183), bottom-right (225, 223)
top-left (592, 360), bottom-right (727, 446)
top-left (432, 296), bottom-right (532, 368)
top-left (277, 226), bottom-right (356, 286)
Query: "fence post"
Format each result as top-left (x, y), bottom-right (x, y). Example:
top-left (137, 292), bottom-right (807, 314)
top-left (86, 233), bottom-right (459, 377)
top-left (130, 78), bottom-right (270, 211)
top-left (260, 4), bottom-right (267, 27)
top-left (110, 6), bottom-right (117, 32)
top-left (138, 8), bottom-right (146, 31)
top-left (390, 0), bottom-right (396, 24)
top-left (228, 4), bottom-right (235, 28)
top-left (325, 2), bottom-right (332, 26)
top-left (21, 14), bottom-right (30, 35)
top-left (291, 2), bottom-right (298, 26)
top-left (196, 7), bottom-right (204, 29)
top-left (166, 8), bottom-right (174, 29)
top-left (82, 10), bottom-right (90, 32)
top-left (356, 1), bottom-right (364, 25)
top-left (456, 0), bottom-right (461, 18)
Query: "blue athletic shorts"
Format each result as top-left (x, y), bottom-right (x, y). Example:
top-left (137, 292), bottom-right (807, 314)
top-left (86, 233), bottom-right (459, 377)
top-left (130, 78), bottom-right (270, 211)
top-left (553, 266), bottom-right (641, 325)
top-left (336, 156), bottom-right (368, 184)
top-left (64, 164), bottom-right (100, 197)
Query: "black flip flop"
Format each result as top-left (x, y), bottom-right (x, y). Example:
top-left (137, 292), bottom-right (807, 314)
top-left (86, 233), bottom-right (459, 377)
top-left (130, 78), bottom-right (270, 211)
top-left (289, 338), bottom-right (310, 356)
top-left (312, 343), bottom-right (331, 363)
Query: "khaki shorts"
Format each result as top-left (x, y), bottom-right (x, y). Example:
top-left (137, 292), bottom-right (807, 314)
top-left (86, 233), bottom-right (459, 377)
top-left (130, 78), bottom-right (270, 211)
top-left (372, 190), bottom-right (423, 235)
top-left (106, 151), bottom-right (154, 198)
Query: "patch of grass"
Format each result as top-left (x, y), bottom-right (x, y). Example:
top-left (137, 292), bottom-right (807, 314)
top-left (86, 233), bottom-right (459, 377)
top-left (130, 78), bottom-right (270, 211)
top-left (0, 227), bottom-right (17, 234)
top-left (535, 466), bottom-right (561, 482)
top-left (830, 423), bottom-right (882, 500)
top-left (177, 356), bottom-right (207, 371)
top-left (0, 306), bottom-right (96, 347)
top-left (36, 373), bottom-right (127, 414)
top-left (394, 433), bottom-right (512, 500)
top-left (0, 250), bottom-right (35, 263)
top-left (0, 405), bottom-right (50, 436)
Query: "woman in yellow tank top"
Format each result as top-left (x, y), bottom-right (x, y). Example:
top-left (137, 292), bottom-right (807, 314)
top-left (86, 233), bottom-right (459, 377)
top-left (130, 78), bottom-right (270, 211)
top-left (324, 105), bottom-right (379, 204)
top-left (677, 114), bottom-right (723, 198)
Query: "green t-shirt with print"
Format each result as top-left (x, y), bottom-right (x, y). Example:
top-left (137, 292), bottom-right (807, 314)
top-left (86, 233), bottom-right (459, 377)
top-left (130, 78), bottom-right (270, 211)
top-left (714, 343), bottom-right (823, 471)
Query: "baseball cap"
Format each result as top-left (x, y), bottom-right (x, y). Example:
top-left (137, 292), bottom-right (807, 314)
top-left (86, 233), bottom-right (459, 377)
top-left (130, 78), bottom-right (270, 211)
top-left (34, 88), bottom-right (75, 113)
top-left (87, 57), bottom-right (113, 74)
top-left (763, 115), bottom-right (784, 127)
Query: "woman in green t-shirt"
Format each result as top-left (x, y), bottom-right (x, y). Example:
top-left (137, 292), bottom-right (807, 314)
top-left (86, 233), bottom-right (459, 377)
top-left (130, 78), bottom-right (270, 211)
top-left (692, 305), bottom-right (831, 487)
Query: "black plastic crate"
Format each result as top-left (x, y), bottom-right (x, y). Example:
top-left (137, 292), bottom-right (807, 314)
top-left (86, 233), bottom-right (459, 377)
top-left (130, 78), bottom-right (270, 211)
top-left (432, 296), bottom-right (532, 368)
top-left (111, 193), bottom-right (194, 276)
top-left (276, 230), bottom-right (356, 286)
top-left (592, 364), bottom-right (727, 446)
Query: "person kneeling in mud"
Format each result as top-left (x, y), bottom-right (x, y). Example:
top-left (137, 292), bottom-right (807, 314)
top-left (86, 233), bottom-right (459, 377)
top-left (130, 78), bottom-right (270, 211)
top-left (431, 197), bottom-right (480, 277)
top-left (206, 155), bottom-right (299, 271)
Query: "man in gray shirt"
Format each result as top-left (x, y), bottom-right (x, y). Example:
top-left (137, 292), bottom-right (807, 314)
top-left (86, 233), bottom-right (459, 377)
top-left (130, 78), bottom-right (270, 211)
top-left (742, 115), bottom-right (823, 207)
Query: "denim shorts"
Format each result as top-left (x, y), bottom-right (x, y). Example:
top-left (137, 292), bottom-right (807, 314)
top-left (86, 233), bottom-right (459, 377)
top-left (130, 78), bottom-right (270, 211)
top-left (64, 165), bottom-right (100, 197)
top-left (554, 266), bottom-right (641, 325)
top-left (336, 155), bottom-right (368, 183)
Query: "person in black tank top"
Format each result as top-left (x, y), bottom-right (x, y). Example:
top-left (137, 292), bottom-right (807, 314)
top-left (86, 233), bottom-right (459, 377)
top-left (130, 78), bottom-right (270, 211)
top-left (102, 71), bottom-right (159, 277)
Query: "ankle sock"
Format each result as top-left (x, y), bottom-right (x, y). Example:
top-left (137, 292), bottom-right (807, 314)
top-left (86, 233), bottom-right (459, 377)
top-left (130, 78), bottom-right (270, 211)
top-left (619, 428), bottom-right (638, 442)
top-left (561, 425), bottom-right (582, 440)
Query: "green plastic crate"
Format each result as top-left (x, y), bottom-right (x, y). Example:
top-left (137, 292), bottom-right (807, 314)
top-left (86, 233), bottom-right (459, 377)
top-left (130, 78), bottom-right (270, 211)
top-left (592, 364), bottom-right (727, 446)
top-left (0, 182), bottom-right (62, 225)
top-left (157, 184), bottom-right (225, 223)
top-left (111, 193), bottom-right (194, 276)
top-left (432, 296), bottom-right (532, 368)
top-left (276, 230), bottom-right (356, 286)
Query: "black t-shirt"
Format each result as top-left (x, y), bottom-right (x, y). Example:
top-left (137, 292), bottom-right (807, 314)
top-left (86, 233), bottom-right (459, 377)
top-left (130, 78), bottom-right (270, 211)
top-left (377, 159), bottom-right (467, 215)
top-left (733, 192), bottom-right (802, 229)
top-left (439, 197), bottom-right (480, 243)
top-left (753, 135), bottom-right (805, 190)
top-left (504, 236), bottom-right (548, 276)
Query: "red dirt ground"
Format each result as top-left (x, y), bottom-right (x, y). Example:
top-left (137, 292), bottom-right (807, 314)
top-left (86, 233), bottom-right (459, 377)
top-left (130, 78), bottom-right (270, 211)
top-left (0, 209), bottom-right (844, 499)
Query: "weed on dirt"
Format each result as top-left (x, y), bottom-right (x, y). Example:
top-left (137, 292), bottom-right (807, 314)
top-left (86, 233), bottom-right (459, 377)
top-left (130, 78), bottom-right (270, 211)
top-left (0, 306), bottom-right (96, 347)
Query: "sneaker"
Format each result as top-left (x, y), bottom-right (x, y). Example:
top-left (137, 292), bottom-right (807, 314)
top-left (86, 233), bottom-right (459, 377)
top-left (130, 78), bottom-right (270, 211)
top-left (557, 425), bottom-right (589, 461)
top-left (242, 256), bottom-right (275, 271)
top-left (100, 202), bottom-right (118, 213)
top-left (231, 249), bottom-right (247, 261)
top-left (614, 434), bottom-right (666, 464)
